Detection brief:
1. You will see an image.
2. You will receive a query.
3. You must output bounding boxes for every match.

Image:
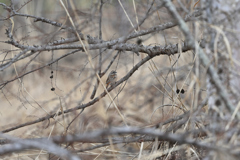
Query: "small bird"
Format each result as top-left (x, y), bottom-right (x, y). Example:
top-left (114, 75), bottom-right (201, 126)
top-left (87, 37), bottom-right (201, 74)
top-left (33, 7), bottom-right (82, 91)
top-left (106, 70), bottom-right (117, 88)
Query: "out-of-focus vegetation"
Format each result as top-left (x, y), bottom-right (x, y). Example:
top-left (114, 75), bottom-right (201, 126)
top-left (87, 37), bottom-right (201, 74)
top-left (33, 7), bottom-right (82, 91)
top-left (0, 0), bottom-right (240, 159)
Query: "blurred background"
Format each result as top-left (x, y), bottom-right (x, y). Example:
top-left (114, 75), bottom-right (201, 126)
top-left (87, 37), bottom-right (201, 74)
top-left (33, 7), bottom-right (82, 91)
top-left (0, 0), bottom-right (240, 159)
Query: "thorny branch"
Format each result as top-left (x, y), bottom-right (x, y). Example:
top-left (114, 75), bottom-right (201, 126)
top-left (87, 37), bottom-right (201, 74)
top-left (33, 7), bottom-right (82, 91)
top-left (1, 1), bottom-right (240, 159)
top-left (1, 39), bottom-right (202, 133)
top-left (0, 8), bottom-right (202, 72)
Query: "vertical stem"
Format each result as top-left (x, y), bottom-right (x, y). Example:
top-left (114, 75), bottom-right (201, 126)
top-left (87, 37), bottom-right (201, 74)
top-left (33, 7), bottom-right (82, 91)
top-left (98, 0), bottom-right (103, 74)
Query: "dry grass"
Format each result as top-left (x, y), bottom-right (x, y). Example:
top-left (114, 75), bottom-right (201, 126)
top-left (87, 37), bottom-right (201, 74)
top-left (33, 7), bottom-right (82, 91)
top-left (0, 0), bottom-right (240, 160)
